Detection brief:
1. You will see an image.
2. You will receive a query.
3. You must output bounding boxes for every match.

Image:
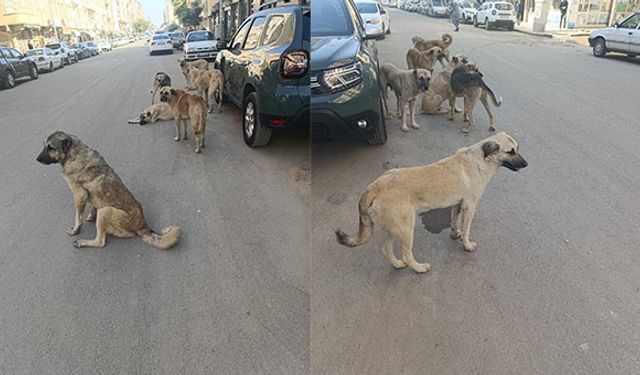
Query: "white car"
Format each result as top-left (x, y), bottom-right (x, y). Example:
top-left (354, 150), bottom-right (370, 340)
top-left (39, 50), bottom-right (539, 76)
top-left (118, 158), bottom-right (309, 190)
top-left (149, 33), bottom-right (173, 55)
top-left (98, 41), bottom-right (112, 52)
top-left (427, 0), bottom-right (449, 17)
top-left (474, 1), bottom-right (516, 30)
top-left (45, 42), bottom-right (77, 65)
top-left (460, 0), bottom-right (478, 23)
top-left (24, 48), bottom-right (63, 72)
top-left (356, 0), bottom-right (391, 36)
top-left (589, 12), bottom-right (640, 58)
top-left (184, 30), bottom-right (217, 61)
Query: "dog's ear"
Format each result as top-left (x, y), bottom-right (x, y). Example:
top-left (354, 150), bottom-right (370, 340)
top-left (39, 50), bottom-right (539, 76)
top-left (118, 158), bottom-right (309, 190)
top-left (482, 141), bottom-right (500, 158)
top-left (452, 56), bottom-right (459, 63)
top-left (170, 88), bottom-right (176, 96)
top-left (413, 69), bottom-right (418, 78)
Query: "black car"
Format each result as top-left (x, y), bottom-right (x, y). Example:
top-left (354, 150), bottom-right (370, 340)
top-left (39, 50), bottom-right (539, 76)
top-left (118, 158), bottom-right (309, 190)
top-left (0, 46), bottom-right (39, 89)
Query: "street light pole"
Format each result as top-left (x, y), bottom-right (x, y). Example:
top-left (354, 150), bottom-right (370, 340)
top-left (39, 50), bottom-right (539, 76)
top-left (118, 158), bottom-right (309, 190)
top-left (47, 0), bottom-right (60, 42)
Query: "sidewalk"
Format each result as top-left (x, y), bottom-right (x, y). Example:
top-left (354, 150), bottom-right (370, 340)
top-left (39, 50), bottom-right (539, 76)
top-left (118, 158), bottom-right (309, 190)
top-left (514, 22), bottom-right (593, 46)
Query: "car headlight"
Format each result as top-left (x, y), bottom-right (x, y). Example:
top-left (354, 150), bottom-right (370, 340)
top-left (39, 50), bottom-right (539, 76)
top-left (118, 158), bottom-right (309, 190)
top-left (368, 18), bottom-right (381, 24)
top-left (320, 63), bottom-right (362, 93)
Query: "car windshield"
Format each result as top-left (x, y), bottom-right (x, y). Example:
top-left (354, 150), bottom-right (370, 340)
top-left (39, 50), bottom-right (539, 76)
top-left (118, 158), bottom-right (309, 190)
top-left (356, 2), bottom-right (378, 13)
top-left (311, 1), bottom-right (353, 37)
top-left (187, 32), bottom-right (213, 42)
top-left (462, 1), bottom-right (475, 8)
top-left (46, 43), bottom-right (61, 49)
top-left (432, 0), bottom-right (442, 6)
top-left (87, 42), bottom-right (95, 47)
top-left (153, 35), bottom-right (169, 40)
top-left (25, 50), bottom-right (44, 56)
top-left (171, 32), bottom-right (185, 38)
top-left (495, 3), bottom-right (513, 10)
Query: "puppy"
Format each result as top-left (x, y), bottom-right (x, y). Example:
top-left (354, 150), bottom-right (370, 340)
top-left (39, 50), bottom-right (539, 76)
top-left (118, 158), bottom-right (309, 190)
top-left (412, 33), bottom-right (453, 59)
top-left (449, 64), bottom-right (502, 134)
top-left (36, 131), bottom-right (181, 249)
top-left (419, 55), bottom-right (467, 114)
top-left (150, 72), bottom-right (172, 104)
top-left (406, 46), bottom-right (449, 73)
top-left (187, 66), bottom-right (224, 113)
top-left (178, 57), bottom-right (209, 89)
top-left (128, 102), bottom-right (174, 125)
top-left (379, 63), bottom-right (431, 132)
top-left (335, 132), bottom-right (527, 273)
top-left (159, 86), bottom-right (207, 153)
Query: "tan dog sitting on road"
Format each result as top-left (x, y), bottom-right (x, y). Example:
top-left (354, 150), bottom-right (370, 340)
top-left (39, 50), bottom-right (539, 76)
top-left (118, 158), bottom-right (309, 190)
top-left (412, 33), bottom-right (453, 59)
top-left (379, 63), bottom-right (431, 132)
top-left (178, 57), bottom-right (209, 89)
top-left (420, 55), bottom-right (467, 114)
top-left (406, 46), bottom-right (448, 73)
top-left (187, 66), bottom-right (224, 113)
top-left (36, 131), bottom-right (181, 249)
top-left (159, 86), bottom-right (207, 153)
top-left (336, 132), bottom-right (527, 273)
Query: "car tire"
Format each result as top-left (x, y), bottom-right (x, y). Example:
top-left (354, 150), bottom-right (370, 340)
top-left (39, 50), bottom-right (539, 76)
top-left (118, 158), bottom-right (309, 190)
top-left (29, 64), bottom-right (38, 80)
top-left (592, 38), bottom-right (607, 57)
top-left (627, 53), bottom-right (636, 58)
top-left (243, 92), bottom-right (271, 147)
top-left (386, 23), bottom-right (391, 34)
top-left (3, 70), bottom-right (16, 89)
top-left (368, 96), bottom-right (388, 145)
top-left (48, 62), bottom-right (54, 72)
top-left (508, 23), bottom-right (514, 31)
top-left (474, 16), bottom-right (478, 27)
top-left (485, 18), bottom-right (490, 30)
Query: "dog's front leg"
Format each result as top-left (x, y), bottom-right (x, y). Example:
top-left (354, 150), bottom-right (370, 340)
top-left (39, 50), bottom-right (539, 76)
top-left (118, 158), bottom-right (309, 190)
top-left (174, 118), bottom-right (182, 141)
top-left (460, 202), bottom-right (478, 252)
top-left (450, 203), bottom-right (462, 239)
top-left (73, 208), bottom-right (108, 248)
top-left (400, 101), bottom-right (410, 132)
top-left (182, 119), bottom-right (189, 140)
top-left (480, 94), bottom-right (496, 131)
top-left (67, 185), bottom-right (88, 236)
top-left (448, 96), bottom-right (456, 121)
top-left (409, 99), bottom-right (420, 129)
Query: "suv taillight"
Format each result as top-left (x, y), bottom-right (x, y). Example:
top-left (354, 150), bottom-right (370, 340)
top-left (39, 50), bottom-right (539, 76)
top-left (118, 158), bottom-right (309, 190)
top-left (280, 50), bottom-right (308, 80)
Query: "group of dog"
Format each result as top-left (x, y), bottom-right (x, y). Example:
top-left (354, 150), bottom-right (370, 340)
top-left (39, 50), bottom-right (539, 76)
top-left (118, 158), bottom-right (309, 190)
top-left (379, 33), bottom-right (502, 134)
top-left (34, 58), bottom-right (227, 250)
top-left (128, 57), bottom-right (224, 154)
top-left (337, 34), bottom-right (528, 273)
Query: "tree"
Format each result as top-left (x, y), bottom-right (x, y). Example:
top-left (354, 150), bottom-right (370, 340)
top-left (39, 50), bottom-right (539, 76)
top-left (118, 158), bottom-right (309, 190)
top-left (132, 18), bottom-right (153, 33)
top-left (167, 23), bottom-right (180, 32)
top-left (172, 0), bottom-right (203, 28)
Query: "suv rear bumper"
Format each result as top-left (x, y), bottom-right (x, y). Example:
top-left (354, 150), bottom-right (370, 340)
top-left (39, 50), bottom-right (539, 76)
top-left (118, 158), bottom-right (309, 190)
top-left (489, 19), bottom-right (515, 26)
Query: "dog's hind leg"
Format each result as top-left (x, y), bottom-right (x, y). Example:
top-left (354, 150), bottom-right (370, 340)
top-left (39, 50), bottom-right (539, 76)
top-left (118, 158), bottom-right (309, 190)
top-left (73, 207), bottom-right (111, 248)
top-left (462, 96), bottom-right (475, 134)
top-left (450, 203), bottom-right (462, 239)
top-left (67, 185), bottom-right (88, 236)
top-left (460, 201), bottom-right (478, 252)
top-left (381, 232), bottom-right (407, 269)
top-left (480, 93), bottom-right (496, 131)
top-left (86, 206), bottom-right (97, 222)
top-left (448, 96), bottom-right (456, 121)
top-left (174, 118), bottom-right (182, 141)
top-left (380, 206), bottom-right (430, 273)
top-left (182, 119), bottom-right (188, 140)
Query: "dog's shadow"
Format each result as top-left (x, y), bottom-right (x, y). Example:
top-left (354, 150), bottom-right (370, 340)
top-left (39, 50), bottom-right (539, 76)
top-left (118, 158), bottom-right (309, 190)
top-left (419, 207), bottom-right (452, 234)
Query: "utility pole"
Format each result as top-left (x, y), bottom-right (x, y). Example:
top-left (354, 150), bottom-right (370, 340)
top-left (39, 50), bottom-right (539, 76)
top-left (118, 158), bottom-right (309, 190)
top-left (47, 0), bottom-right (60, 41)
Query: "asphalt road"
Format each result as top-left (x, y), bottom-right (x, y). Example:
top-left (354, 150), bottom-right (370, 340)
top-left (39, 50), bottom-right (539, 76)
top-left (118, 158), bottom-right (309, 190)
top-left (312, 9), bottom-right (640, 375)
top-left (0, 43), bottom-right (309, 374)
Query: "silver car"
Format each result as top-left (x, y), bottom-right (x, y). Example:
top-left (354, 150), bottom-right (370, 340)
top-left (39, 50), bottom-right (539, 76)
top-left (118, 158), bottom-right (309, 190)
top-left (589, 12), bottom-right (640, 58)
top-left (24, 48), bottom-right (63, 72)
top-left (355, 0), bottom-right (391, 36)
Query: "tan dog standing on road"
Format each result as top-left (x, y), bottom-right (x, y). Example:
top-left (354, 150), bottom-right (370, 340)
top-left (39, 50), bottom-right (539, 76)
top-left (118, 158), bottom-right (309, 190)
top-left (406, 46), bottom-right (448, 73)
top-left (178, 57), bottom-right (209, 89)
top-left (187, 66), bottom-right (224, 113)
top-left (379, 63), bottom-right (431, 132)
top-left (159, 86), bottom-right (207, 153)
top-left (336, 132), bottom-right (527, 273)
top-left (412, 33), bottom-right (453, 59)
top-left (36, 131), bottom-right (181, 249)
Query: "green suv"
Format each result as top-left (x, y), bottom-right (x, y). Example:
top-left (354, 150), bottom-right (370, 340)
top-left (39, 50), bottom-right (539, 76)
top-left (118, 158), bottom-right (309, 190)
top-left (215, 2), bottom-right (310, 147)
top-left (310, 0), bottom-right (387, 144)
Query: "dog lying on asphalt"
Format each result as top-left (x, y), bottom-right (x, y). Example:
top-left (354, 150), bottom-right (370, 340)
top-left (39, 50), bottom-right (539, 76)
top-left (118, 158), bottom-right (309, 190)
top-left (159, 86), bottom-right (207, 153)
top-left (150, 72), bottom-right (171, 104)
top-left (178, 57), bottom-right (209, 89)
top-left (127, 102), bottom-right (174, 125)
top-left (36, 131), bottom-right (181, 249)
top-left (449, 64), bottom-right (502, 134)
top-left (379, 63), bottom-right (431, 132)
top-left (412, 33), bottom-right (453, 59)
top-left (335, 132), bottom-right (527, 273)
top-left (406, 46), bottom-right (448, 73)
top-left (187, 66), bottom-right (224, 113)
top-left (419, 55), bottom-right (467, 114)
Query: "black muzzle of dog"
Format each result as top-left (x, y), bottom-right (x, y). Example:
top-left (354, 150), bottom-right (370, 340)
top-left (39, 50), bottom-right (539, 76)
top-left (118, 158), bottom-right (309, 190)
top-left (36, 149), bottom-right (56, 165)
top-left (502, 154), bottom-right (528, 171)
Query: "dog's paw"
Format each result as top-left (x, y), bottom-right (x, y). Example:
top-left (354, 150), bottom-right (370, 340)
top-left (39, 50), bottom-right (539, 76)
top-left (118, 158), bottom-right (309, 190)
top-left (195, 149), bottom-right (201, 154)
top-left (174, 137), bottom-right (180, 142)
top-left (450, 230), bottom-right (462, 239)
top-left (454, 106), bottom-right (462, 113)
top-left (462, 128), bottom-right (470, 135)
top-left (412, 263), bottom-right (431, 273)
top-left (401, 126), bottom-right (410, 132)
top-left (391, 259), bottom-right (408, 269)
top-left (72, 240), bottom-right (82, 248)
top-left (464, 241), bottom-right (477, 252)
top-left (67, 226), bottom-right (80, 236)
top-left (410, 122), bottom-right (420, 129)
top-left (488, 126), bottom-right (496, 132)
top-left (183, 136), bottom-right (188, 140)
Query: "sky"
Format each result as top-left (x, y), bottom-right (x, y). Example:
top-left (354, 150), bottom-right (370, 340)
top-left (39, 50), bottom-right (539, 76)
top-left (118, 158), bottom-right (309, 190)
top-left (140, 0), bottom-right (164, 27)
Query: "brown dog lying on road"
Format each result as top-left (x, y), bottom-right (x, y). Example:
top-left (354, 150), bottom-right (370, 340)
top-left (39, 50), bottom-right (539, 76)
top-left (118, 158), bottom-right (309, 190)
top-left (36, 131), bottom-right (181, 249)
top-left (159, 86), bottom-right (207, 153)
top-left (336, 132), bottom-right (527, 273)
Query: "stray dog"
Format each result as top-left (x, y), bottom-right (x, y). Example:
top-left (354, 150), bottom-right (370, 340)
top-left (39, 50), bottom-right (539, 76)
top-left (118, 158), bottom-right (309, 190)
top-left (178, 57), bottom-right (209, 89)
top-left (419, 55), bottom-right (467, 114)
top-left (159, 86), bottom-right (207, 153)
top-left (412, 33), bottom-right (453, 59)
top-left (406, 46), bottom-right (448, 73)
top-left (449, 64), bottom-right (502, 134)
top-left (150, 72), bottom-right (172, 104)
top-left (379, 63), bottom-right (431, 132)
top-left (335, 132), bottom-right (527, 273)
top-left (127, 102), bottom-right (174, 125)
top-left (187, 66), bottom-right (224, 113)
top-left (36, 131), bottom-right (181, 249)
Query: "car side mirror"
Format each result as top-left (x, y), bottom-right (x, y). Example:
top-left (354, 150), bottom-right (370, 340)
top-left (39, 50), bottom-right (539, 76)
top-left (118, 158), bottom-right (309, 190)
top-left (364, 24), bottom-right (384, 40)
top-left (613, 22), bottom-right (618, 27)
top-left (216, 40), bottom-right (227, 50)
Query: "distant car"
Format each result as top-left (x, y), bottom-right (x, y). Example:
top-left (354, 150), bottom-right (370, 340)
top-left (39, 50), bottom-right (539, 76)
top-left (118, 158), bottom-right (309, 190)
top-left (474, 1), bottom-right (516, 30)
top-left (98, 40), bottom-right (112, 52)
top-left (73, 43), bottom-right (91, 59)
top-left (589, 12), bottom-right (640, 58)
top-left (24, 48), bottom-right (63, 72)
top-left (355, 0), bottom-right (391, 36)
top-left (84, 41), bottom-right (99, 56)
top-left (46, 42), bottom-right (77, 64)
top-left (427, 0), bottom-right (449, 17)
top-left (460, 0), bottom-right (478, 23)
top-left (169, 31), bottom-right (186, 49)
top-left (149, 33), bottom-right (173, 55)
top-left (0, 46), bottom-right (39, 88)
top-left (184, 30), bottom-right (217, 61)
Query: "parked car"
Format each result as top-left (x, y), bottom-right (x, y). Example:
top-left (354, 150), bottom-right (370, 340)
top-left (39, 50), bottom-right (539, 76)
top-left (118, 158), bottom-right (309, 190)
top-left (169, 31), bottom-right (186, 50)
top-left (98, 40), bottom-right (112, 52)
top-left (215, 1), bottom-right (310, 147)
top-left (73, 43), bottom-right (91, 59)
top-left (474, 1), bottom-right (516, 30)
top-left (24, 48), bottom-right (63, 72)
top-left (184, 30), bottom-right (218, 61)
top-left (46, 42), bottom-right (77, 64)
top-left (460, 0), bottom-right (478, 23)
top-left (310, 0), bottom-right (387, 145)
top-left (149, 33), bottom-right (173, 55)
top-left (427, 0), bottom-right (449, 17)
top-left (355, 0), bottom-right (391, 36)
top-left (84, 41), bottom-right (99, 56)
top-left (0, 46), bottom-right (39, 88)
top-left (589, 12), bottom-right (640, 58)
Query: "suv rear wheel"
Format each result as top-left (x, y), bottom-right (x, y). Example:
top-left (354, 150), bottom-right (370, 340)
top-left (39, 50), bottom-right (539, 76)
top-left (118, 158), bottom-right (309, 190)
top-left (3, 70), bottom-right (16, 89)
top-left (29, 64), bottom-right (38, 80)
top-left (243, 92), bottom-right (272, 147)
top-left (368, 97), bottom-right (388, 145)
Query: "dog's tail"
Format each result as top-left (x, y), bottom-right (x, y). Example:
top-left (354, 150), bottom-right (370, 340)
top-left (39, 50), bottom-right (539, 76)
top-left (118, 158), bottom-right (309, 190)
top-left (335, 190), bottom-right (375, 247)
top-left (442, 33), bottom-right (453, 46)
top-left (480, 81), bottom-right (502, 107)
top-left (138, 226), bottom-right (181, 249)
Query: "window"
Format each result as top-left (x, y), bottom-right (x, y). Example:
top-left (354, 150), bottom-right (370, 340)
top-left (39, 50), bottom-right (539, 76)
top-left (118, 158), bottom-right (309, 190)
top-left (1, 48), bottom-right (12, 59)
top-left (495, 3), bottom-right (513, 10)
top-left (262, 15), bottom-right (285, 45)
top-left (619, 14), bottom-right (639, 28)
top-left (231, 19), bottom-right (252, 50)
top-left (356, 2), bottom-right (378, 13)
top-left (25, 50), bottom-right (44, 56)
top-left (186, 31), bottom-right (214, 42)
top-left (244, 16), bottom-right (267, 50)
top-left (311, 0), bottom-right (353, 37)
top-left (9, 49), bottom-right (22, 59)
